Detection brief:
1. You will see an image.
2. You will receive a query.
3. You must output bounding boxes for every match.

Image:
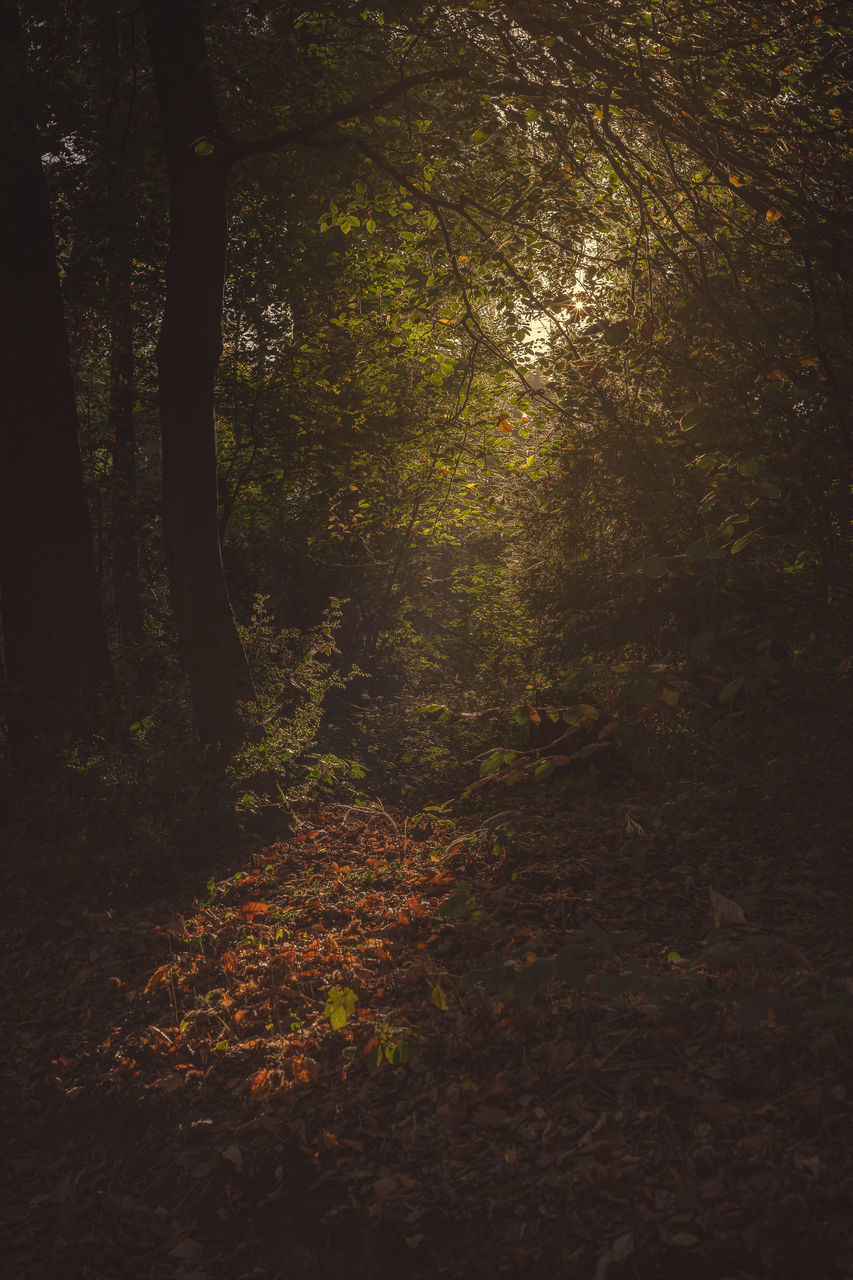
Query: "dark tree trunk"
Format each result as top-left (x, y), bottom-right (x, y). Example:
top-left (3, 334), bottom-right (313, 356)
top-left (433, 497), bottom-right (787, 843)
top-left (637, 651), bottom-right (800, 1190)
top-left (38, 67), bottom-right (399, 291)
top-left (143, 0), bottom-right (254, 749)
top-left (108, 255), bottom-right (143, 660)
top-left (0, 0), bottom-right (111, 762)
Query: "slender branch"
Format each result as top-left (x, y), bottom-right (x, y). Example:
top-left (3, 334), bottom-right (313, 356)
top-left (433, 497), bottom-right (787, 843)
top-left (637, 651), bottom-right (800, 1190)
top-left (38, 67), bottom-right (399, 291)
top-left (228, 64), bottom-right (469, 161)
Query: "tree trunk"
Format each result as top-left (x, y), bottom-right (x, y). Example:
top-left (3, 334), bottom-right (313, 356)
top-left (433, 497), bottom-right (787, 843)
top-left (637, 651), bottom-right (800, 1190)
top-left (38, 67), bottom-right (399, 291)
top-left (108, 255), bottom-right (144, 661)
top-left (143, 0), bottom-right (254, 749)
top-left (0, 0), bottom-right (111, 762)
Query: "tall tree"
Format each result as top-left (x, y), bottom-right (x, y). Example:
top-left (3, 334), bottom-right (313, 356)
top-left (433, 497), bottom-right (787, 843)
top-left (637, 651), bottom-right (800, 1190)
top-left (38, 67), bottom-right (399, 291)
top-left (143, 0), bottom-right (255, 748)
top-left (0, 0), bottom-right (111, 763)
top-left (142, 0), bottom-right (467, 748)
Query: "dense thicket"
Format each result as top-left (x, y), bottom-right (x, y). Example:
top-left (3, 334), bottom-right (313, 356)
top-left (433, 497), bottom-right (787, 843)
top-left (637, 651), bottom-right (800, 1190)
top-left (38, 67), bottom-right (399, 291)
top-left (1, 0), bottom-right (851, 880)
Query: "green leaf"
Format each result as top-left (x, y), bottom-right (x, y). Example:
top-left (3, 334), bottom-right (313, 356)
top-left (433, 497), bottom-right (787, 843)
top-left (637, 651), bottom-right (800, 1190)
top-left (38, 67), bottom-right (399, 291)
top-left (385, 1041), bottom-right (410, 1066)
top-left (511, 957), bottom-right (555, 1005)
top-left (597, 971), bottom-right (646, 998)
top-left (439, 882), bottom-right (474, 919)
top-left (688, 630), bottom-right (714, 658)
top-left (554, 947), bottom-right (587, 989)
top-left (719, 676), bottom-right (744, 702)
top-left (431, 984), bottom-right (448, 1011)
top-left (325, 985), bottom-right (358, 1030)
top-left (193, 138), bottom-right (215, 156)
top-left (479, 750), bottom-right (505, 778)
top-left (731, 530), bottom-right (756, 554)
top-left (639, 555), bottom-right (669, 578)
top-left (685, 538), bottom-right (711, 563)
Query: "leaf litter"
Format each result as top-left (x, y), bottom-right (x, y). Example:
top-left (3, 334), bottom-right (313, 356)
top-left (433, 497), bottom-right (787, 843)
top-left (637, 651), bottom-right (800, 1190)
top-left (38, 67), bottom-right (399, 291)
top-left (2, 787), bottom-right (853, 1278)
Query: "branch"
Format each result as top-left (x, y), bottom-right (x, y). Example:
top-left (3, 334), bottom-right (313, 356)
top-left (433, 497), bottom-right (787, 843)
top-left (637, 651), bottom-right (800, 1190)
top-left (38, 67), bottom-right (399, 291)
top-left (228, 64), bottom-right (469, 160)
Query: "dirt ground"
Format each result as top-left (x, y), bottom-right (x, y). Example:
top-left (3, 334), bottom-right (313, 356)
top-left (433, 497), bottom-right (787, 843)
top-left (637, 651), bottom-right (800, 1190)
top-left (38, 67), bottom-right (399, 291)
top-left (2, 784), bottom-right (852, 1279)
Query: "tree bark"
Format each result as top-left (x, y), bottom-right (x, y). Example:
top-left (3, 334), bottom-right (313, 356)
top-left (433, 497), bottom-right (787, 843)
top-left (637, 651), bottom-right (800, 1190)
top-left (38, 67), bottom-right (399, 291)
top-left (0, 0), bottom-right (111, 762)
top-left (108, 255), bottom-right (144, 661)
top-left (143, 0), bottom-right (254, 749)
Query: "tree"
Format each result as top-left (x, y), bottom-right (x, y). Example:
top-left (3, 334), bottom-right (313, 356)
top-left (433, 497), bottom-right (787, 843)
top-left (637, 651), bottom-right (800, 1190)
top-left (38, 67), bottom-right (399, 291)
top-left (141, 0), bottom-right (469, 748)
top-left (0, 0), bottom-right (111, 763)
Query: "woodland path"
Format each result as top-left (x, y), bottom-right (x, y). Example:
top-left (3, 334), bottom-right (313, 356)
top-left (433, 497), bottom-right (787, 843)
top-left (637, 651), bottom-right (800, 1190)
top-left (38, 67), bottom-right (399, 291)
top-left (2, 786), bottom-right (852, 1279)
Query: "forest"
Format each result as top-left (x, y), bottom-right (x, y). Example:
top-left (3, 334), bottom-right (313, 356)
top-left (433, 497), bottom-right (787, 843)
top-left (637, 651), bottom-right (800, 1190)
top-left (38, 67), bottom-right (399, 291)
top-left (1, 1), bottom-right (852, 1276)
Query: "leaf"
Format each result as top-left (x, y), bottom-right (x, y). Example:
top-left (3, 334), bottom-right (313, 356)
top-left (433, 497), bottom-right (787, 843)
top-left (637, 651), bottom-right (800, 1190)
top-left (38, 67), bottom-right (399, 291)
top-left (731, 530), bottom-right (757, 554)
top-left (688, 630), bottom-right (714, 658)
top-left (670, 1231), bottom-right (700, 1247)
top-left (594, 1232), bottom-right (635, 1280)
top-left (193, 138), bottom-right (215, 156)
top-left (766, 207), bottom-right (783, 222)
top-left (439, 883), bottom-right (473, 919)
top-left (144, 963), bottom-right (173, 993)
top-left (479, 750), bottom-right (505, 778)
top-left (497, 417), bottom-right (513, 434)
top-left (603, 319), bottom-right (630, 346)
top-left (473, 1106), bottom-right (509, 1126)
top-left (709, 887), bottom-right (747, 928)
top-left (639, 555), bottom-right (669, 578)
top-left (555, 947), bottom-right (587, 989)
top-left (325, 986), bottom-right (358, 1030)
top-left (221, 1143), bottom-right (243, 1170)
top-left (718, 676), bottom-right (744, 702)
top-left (431, 984), bottom-right (448, 1011)
top-left (597, 971), bottom-right (646, 998)
top-left (660, 688), bottom-right (679, 707)
top-left (511, 956), bottom-right (555, 1004)
top-left (241, 900), bottom-right (270, 917)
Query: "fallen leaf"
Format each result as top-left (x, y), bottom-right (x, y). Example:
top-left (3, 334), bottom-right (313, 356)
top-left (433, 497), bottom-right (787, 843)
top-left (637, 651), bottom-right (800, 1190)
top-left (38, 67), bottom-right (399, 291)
top-left (168, 1239), bottom-right (204, 1262)
top-left (373, 1176), bottom-right (398, 1200)
top-left (594, 1231), bottom-right (634, 1280)
top-left (221, 1144), bottom-right (242, 1170)
top-left (709, 886), bottom-right (746, 928)
top-left (144, 963), bottom-right (173, 993)
top-left (473, 1106), bottom-right (509, 1127)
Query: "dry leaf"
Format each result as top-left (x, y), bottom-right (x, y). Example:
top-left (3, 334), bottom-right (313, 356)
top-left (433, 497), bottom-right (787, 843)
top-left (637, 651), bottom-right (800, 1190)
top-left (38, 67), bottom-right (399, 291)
top-left (221, 1143), bottom-right (242, 1170)
top-left (373, 1176), bottom-right (398, 1200)
top-left (168, 1239), bottom-right (203, 1262)
top-left (709, 887), bottom-right (746, 928)
top-left (594, 1231), bottom-right (634, 1280)
top-left (473, 1106), bottom-right (510, 1127)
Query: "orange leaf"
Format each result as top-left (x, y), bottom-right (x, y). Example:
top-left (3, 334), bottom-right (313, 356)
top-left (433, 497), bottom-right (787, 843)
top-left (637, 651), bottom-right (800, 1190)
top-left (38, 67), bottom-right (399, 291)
top-left (242, 901), bottom-right (270, 917)
top-left (144, 963), bottom-right (173, 993)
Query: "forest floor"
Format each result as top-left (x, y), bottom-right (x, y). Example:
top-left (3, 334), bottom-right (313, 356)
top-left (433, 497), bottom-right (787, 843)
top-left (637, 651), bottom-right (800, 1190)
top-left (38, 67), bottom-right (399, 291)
top-left (2, 776), bottom-right (853, 1280)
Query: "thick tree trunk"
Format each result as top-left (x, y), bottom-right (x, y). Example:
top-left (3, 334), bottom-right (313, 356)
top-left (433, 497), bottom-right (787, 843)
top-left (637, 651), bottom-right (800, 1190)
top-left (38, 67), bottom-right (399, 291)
top-left (144, 0), bottom-right (254, 749)
top-left (108, 256), bottom-right (143, 660)
top-left (0, 0), bottom-right (111, 761)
